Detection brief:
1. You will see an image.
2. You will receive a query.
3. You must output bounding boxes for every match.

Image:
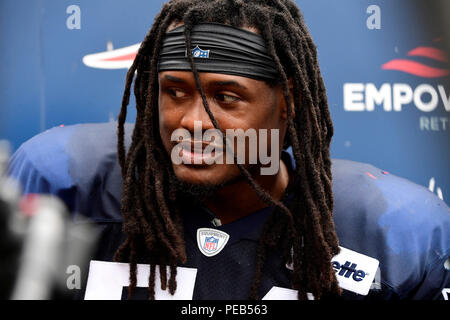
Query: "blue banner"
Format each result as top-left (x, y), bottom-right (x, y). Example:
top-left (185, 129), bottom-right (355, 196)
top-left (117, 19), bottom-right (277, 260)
top-left (0, 0), bottom-right (448, 201)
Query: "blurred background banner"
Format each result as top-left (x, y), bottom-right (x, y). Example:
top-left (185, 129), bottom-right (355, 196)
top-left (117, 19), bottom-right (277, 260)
top-left (0, 0), bottom-right (448, 201)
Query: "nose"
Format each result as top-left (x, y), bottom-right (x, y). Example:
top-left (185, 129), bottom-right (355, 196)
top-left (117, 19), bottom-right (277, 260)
top-left (180, 95), bottom-right (216, 134)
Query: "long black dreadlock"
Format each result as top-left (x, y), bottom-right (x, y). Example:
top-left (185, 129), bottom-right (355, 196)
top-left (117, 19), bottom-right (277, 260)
top-left (114, 0), bottom-right (341, 300)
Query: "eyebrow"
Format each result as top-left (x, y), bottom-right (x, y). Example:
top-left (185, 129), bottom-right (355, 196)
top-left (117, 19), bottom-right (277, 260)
top-left (162, 74), bottom-right (248, 90)
top-left (162, 74), bottom-right (186, 83)
top-left (210, 80), bottom-right (248, 90)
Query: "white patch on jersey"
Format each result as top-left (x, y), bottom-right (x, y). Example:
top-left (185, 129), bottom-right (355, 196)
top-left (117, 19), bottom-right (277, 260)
top-left (332, 246), bottom-right (379, 296)
top-left (442, 288), bottom-right (449, 300)
top-left (262, 287), bottom-right (314, 300)
top-left (196, 228), bottom-right (230, 257)
top-left (84, 260), bottom-right (197, 300)
top-left (285, 246), bottom-right (380, 296)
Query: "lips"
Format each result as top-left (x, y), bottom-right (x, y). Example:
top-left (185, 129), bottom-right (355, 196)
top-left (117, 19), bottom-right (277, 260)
top-left (176, 141), bottom-right (223, 165)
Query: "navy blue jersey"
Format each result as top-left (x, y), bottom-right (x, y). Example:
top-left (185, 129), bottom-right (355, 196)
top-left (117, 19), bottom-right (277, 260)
top-left (7, 122), bottom-right (450, 300)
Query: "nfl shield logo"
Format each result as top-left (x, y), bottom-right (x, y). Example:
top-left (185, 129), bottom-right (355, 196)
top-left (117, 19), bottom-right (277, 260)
top-left (203, 236), bottom-right (219, 252)
top-left (191, 45), bottom-right (210, 58)
top-left (197, 228), bottom-right (230, 257)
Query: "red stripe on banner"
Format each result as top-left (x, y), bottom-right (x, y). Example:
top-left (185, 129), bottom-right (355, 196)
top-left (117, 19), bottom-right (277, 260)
top-left (381, 59), bottom-right (450, 78)
top-left (407, 46), bottom-right (448, 62)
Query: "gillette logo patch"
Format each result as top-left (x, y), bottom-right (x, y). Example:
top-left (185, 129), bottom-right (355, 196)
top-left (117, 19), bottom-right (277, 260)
top-left (332, 260), bottom-right (367, 282)
top-left (331, 247), bottom-right (380, 295)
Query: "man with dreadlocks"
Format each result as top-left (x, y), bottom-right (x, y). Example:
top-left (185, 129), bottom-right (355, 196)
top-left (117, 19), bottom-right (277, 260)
top-left (7, 0), bottom-right (449, 300)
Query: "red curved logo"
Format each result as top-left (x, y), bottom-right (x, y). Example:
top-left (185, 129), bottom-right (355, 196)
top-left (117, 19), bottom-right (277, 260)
top-left (382, 46), bottom-right (450, 78)
top-left (83, 43), bottom-right (139, 69)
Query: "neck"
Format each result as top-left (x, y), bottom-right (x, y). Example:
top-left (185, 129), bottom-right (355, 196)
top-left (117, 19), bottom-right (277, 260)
top-left (204, 160), bottom-right (289, 225)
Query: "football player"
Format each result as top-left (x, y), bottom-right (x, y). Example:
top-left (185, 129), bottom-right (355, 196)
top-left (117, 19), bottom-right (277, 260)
top-left (8, 0), bottom-right (449, 300)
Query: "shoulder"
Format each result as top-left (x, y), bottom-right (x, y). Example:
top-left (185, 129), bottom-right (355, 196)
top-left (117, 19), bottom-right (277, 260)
top-left (7, 122), bottom-right (134, 220)
top-left (331, 158), bottom-right (448, 220)
top-left (331, 158), bottom-right (449, 299)
top-left (331, 158), bottom-right (449, 250)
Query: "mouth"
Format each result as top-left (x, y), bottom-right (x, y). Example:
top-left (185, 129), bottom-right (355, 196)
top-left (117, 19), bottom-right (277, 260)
top-left (176, 140), bottom-right (224, 165)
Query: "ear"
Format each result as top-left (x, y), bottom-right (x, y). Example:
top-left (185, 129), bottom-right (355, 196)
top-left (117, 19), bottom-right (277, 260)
top-left (280, 78), bottom-right (296, 120)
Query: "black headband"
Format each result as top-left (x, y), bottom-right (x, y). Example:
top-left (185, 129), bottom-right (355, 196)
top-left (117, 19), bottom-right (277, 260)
top-left (157, 23), bottom-right (279, 81)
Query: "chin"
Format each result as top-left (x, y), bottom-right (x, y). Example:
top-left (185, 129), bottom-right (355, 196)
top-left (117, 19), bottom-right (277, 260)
top-left (172, 163), bottom-right (240, 187)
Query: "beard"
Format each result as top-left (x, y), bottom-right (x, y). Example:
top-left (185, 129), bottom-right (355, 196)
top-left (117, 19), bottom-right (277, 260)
top-left (171, 160), bottom-right (262, 207)
top-left (172, 166), bottom-right (253, 206)
top-left (174, 175), bottom-right (232, 206)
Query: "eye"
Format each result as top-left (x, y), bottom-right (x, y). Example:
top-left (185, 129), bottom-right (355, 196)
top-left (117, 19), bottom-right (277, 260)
top-left (168, 88), bottom-right (187, 98)
top-left (215, 93), bottom-right (241, 104)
